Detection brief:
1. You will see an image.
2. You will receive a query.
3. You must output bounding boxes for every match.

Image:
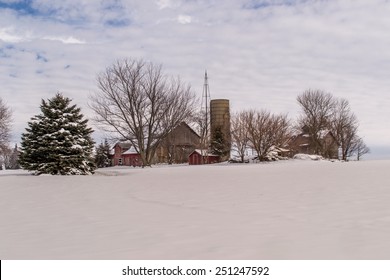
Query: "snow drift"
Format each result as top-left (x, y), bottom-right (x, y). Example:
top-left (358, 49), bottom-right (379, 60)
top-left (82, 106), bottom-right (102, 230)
top-left (1, 159), bottom-right (390, 259)
top-left (293, 153), bottom-right (324, 161)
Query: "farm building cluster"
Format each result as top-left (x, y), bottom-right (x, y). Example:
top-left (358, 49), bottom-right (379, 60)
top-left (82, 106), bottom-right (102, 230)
top-left (108, 98), bottom-right (339, 166)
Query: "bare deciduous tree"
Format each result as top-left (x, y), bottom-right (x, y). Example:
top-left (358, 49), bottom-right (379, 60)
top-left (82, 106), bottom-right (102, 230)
top-left (247, 110), bottom-right (270, 161)
top-left (193, 111), bottom-right (209, 150)
top-left (90, 59), bottom-right (196, 167)
top-left (231, 111), bottom-right (250, 162)
top-left (330, 98), bottom-right (359, 161)
top-left (297, 89), bottom-right (336, 155)
top-left (246, 109), bottom-right (291, 161)
top-left (0, 97), bottom-right (12, 157)
top-left (272, 113), bottom-right (292, 149)
top-left (296, 89), bottom-right (369, 160)
top-left (355, 137), bottom-right (370, 161)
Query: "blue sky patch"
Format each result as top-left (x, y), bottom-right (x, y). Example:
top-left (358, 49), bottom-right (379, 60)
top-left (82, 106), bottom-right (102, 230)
top-left (0, 45), bottom-right (15, 58)
top-left (102, 0), bottom-right (123, 11)
top-left (105, 18), bottom-right (130, 28)
top-left (36, 53), bottom-right (48, 62)
top-left (244, 0), bottom-right (304, 10)
top-left (0, 1), bottom-right (87, 25)
top-left (0, 48), bottom-right (6, 58)
top-left (0, 0), bottom-right (40, 16)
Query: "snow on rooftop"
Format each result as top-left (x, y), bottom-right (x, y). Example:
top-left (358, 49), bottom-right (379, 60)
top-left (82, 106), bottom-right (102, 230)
top-left (318, 129), bottom-right (331, 139)
top-left (122, 146), bottom-right (139, 155)
top-left (293, 153), bottom-right (324, 161)
top-left (193, 149), bottom-right (218, 157)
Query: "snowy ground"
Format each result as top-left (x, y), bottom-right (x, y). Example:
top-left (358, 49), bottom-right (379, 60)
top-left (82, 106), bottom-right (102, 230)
top-left (1, 159), bottom-right (390, 259)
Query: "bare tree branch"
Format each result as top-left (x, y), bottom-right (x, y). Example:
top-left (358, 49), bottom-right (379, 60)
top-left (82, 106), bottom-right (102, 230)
top-left (356, 138), bottom-right (370, 160)
top-left (231, 111), bottom-right (250, 162)
top-left (296, 89), bottom-right (369, 160)
top-left (246, 109), bottom-right (291, 161)
top-left (89, 58), bottom-right (196, 166)
top-left (297, 89), bottom-right (336, 155)
top-left (0, 97), bottom-right (12, 156)
top-left (330, 98), bottom-right (359, 160)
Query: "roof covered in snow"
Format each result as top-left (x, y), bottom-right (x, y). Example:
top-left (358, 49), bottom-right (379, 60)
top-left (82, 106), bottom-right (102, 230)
top-left (192, 149), bottom-right (219, 157)
top-left (122, 146), bottom-right (139, 155)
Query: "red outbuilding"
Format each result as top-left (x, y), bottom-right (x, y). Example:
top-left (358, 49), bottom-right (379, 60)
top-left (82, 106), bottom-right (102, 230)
top-left (110, 142), bottom-right (142, 167)
top-left (188, 149), bottom-right (220, 165)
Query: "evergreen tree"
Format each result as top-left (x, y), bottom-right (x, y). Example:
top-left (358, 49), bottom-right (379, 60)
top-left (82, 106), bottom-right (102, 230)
top-left (19, 93), bottom-right (96, 175)
top-left (95, 139), bottom-right (111, 168)
top-left (211, 126), bottom-right (228, 160)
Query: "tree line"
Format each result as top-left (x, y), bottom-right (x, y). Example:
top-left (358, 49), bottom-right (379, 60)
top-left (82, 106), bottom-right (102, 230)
top-left (0, 58), bottom-right (369, 174)
top-left (231, 89), bottom-right (369, 162)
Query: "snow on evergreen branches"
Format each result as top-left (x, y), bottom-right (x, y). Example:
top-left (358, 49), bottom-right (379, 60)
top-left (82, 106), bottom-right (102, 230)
top-left (19, 93), bottom-right (96, 175)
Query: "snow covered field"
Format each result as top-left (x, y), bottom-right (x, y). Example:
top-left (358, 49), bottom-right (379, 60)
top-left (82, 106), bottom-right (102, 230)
top-left (1, 159), bottom-right (390, 259)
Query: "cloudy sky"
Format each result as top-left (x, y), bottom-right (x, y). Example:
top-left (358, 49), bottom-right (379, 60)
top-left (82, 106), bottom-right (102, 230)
top-left (1, 0), bottom-right (390, 158)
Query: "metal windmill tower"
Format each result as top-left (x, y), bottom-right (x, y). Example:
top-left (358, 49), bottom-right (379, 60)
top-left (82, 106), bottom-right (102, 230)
top-left (200, 71), bottom-right (211, 148)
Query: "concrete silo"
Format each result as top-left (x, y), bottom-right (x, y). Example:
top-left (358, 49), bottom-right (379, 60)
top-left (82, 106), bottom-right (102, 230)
top-left (210, 99), bottom-right (231, 161)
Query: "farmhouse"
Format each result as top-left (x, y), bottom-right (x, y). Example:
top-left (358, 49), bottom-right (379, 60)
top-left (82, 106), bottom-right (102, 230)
top-left (109, 142), bottom-right (142, 166)
top-left (289, 126), bottom-right (339, 159)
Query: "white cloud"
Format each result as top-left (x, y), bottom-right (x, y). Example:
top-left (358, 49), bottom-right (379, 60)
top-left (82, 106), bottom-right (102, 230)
top-left (1, 0), bottom-right (390, 154)
top-left (0, 27), bottom-right (27, 43)
top-left (42, 36), bottom-right (86, 44)
top-left (177, 14), bottom-right (192, 24)
top-left (157, 0), bottom-right (180, 10)
top-left (0, 27), bottom-right (85, 44)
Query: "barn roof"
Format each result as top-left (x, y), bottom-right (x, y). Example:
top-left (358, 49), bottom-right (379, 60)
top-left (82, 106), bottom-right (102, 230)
top-left (167, 122), bottom-right (201, 139)
top-left (180, 122), bottom-right (201, 139)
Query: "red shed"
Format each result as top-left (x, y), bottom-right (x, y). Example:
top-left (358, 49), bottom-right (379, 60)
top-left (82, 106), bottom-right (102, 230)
top-left (188, 149), bottom-right (220, 165)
